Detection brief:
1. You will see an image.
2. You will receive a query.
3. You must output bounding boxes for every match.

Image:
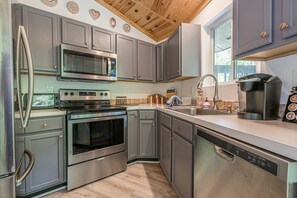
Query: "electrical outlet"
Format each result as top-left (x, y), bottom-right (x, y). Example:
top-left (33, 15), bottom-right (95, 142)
top-left (293, 69), bottom-right (297, 86)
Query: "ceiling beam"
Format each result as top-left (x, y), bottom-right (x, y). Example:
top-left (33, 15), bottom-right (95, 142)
top-left (95, 0), bottom-right (158, 41)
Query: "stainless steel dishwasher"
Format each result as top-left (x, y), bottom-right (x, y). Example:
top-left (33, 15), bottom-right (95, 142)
top-left (194, 125), bottom-right (297, 198)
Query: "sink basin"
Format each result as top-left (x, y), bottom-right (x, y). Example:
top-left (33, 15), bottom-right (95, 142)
top-left (172, 108), bottom-right (230, 116)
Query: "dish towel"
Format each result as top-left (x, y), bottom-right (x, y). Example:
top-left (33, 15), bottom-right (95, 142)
top-left (166, 95), bottom-right (182, 107)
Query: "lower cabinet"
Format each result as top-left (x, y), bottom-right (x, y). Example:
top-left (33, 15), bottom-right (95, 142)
top-left (160, 125), bottom-right (172, 181)
top-left (127, 111), bottom-right (138, 161)
top-left (172, 133), bottom-right (193, 198)
top-left (158, 112), bottom-right (193, 198)
top-left (127, 110), bottom-right (156, 161)
top-left (15, 116), bottom-right (65, 197)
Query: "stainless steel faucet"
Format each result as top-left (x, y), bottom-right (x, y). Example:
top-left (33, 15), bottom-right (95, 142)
top-left (197, 74), bottom-right (221, 110)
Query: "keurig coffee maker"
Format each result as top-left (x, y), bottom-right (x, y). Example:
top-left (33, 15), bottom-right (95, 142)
top-left (236, 73), bottom-right (282, 120)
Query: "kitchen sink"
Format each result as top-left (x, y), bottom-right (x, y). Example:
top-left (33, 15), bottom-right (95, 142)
top-left (172, 108), bottom-right (231, 116)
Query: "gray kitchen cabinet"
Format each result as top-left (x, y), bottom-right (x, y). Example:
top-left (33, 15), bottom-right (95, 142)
top-left (167, 23), bottom-right (201, 80)
top-left (116, 34), bottom-right (137, 80)
top-left (25, 130), bottom-right (64, 194)
top-left (62, 18), bottom-right (90, 48)
top-left (160, 125), bottom-right (172, 182)
top-left (156, 42), bottom-right (167, 82)
top-left (172, 133), bottom-right (193, 198)
top-left (233, 0), bottom-right (297, 60)
top-left (137, 41), bottom-right (155, 81)
top-left (15, 116), bottom-right (65, 196)
top-left (139, 120), bottom-right (156, 158)
top-left (92, 27), bottom-right (115, 53)
top-left (12, 5), bottom-right (60, 74)
top-left (281, 0), bottom-right (297, 39)
top-left (127, 111), bottom-right (138, 161)
top-left (233, 0), bottom-right (273, 57)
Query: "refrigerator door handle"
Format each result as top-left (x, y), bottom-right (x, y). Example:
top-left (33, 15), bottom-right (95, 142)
top-left (16, 26), bottom-right (34, 128)
top-left (15, 149), bottom-right (35, 186)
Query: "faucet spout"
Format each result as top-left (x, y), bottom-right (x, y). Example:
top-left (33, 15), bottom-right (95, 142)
top-left (197, 74), bottom-right (220, 110)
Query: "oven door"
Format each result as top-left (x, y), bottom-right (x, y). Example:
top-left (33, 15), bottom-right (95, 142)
top-left (67, 114), bottom-right (127, 165)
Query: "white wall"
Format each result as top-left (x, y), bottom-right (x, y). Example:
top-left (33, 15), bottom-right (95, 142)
top-left (13, 0), bottom-right (156, 44)
top-left (180, 0), bottom-right (297, 104)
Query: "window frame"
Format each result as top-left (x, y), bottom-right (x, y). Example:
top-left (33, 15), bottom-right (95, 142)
top-left (207, 9), bottom-right (262, 85)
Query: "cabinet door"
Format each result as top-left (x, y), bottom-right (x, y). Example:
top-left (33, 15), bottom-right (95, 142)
top-left (62, 18), bottom-right (90, 48)
top-left (22, 6), bottom-right (59, 73)
top-left (167, 29), bottom-right (180, 79)
top-left (15, 137), bottom-right (25, 196)
top-left (160, 125), bottom-right (172, 182)
top-left (233, 0), bottom-right (273, 56)
top-left (116, 35), bottom-right (137, 80)
top-left (137, 41), bottom-right (155, 81)
top-left (172, 133), bottom-right (193, 198)
top-left (127, 111), bottom-right (138, 160)
top-left (281, 0), bottom-right (297, 39)
top-left (25, 131), bottom-right (64, 194)
top-left (92, 27), bottom-right (114, 53)
top-left (156, 43), bottom-right (164, 82)
top-left (139, 120), bottom-right (156, 158)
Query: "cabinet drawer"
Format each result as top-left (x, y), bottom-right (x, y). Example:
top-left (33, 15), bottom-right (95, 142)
top-left (26, 117), bottom-right (63, 133)
top-left (139, 111), bottom-right (155, 119)
top-left (160, 113), bottom-right (171, 129)
top-left (172, 118), bottom-right (193, 142)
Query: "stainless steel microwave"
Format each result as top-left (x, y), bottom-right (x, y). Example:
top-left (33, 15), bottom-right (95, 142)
top-left (60, 44), bottom-right (117, 81)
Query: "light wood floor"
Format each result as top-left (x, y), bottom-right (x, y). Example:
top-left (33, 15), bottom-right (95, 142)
top-left (45, 163), bottom-right (177, 198)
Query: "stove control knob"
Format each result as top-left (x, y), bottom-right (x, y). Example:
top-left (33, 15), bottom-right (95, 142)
top-left (70, 92), bottom-right (74, 96)
top-left (104, 93), bottom-right (108, 96)
top-left (64, 92), bottom-right (69, 96)
top-left (100, 93), bottom-right (103, 96)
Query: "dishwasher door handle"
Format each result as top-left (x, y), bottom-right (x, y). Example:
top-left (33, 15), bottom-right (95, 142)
top-left (214, 145), bottom-right (234, 162)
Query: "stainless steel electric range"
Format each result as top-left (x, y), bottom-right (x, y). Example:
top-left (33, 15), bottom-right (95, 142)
top-left (58, 89), bottom-right (127, 190)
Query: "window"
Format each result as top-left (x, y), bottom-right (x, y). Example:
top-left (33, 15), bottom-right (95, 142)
top-left (211, 18), bottom-right (259, 83)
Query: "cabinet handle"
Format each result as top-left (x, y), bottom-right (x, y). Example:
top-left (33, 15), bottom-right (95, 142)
top-left (53, 65), bottom-right (57, 69)
top-left (280, 22), bottom-right (289, 31)
top-left (86, 42), bottom-right (89, 45)
top-left (152, 123), bottom-right (155, 126)
top-left (59, 135), bottom-right (63, 138)
top-left (43, 123), bottom-right (48, 127)
top-left (177, 70), bottom-right (180, 75)
top-left (133, 75), bottom-right (136, 79)
top-left (260, 31), bottom-right (268, 38)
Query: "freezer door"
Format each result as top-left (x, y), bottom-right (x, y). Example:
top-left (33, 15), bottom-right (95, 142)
top-left (0, 175), bottom-right (15, 198)
top-left (0, 0), bottom-right (15, 176)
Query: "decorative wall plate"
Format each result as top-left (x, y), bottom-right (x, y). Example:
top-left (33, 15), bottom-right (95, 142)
top-left (89, 9), bottom-right (100, 21)
top-left (41, 0), bottom-right (57, 7)
top-left (109, 17), bottom-right (116, 28)
top-left (123, 23), bottom-right (131, 33)
top-left (66, 1), bottom-right (79, 14)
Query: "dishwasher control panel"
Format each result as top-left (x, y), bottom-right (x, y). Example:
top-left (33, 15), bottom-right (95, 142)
top-left (231, 146), bottom-right (278, 176)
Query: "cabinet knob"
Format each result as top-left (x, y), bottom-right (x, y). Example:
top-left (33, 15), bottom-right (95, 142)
top-left (260, 31), bottom-right (269, 38)
top-left (138, 75), bottom-right (141, 78)
top-left (53, 65), bottom-right (57, 69)
top-left (86, 42), bottom-right (89, 45)
top-left (133, 75), bottom-right (136, 79)
top-left (59, 135), bottom-right (63, 138)
top-left (43, 123), bottom-right (48, 127)
top-left (145, 114), bottom-right (149, 117)
top-left (152, 123), bottom-right (155, 126)
top-left (135, 114), bottom-right (138, 117)
top-left (280, 22), bottom-right (289, 31)
top-left (177, 70), bottom-right (180, 75)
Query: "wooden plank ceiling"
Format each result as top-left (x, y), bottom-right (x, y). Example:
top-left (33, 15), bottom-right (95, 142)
top-left (95, 0), bottom-right (212, 42)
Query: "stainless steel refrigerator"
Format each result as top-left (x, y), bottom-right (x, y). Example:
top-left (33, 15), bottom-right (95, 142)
top-left (0, 1), bottom-right (34, 197)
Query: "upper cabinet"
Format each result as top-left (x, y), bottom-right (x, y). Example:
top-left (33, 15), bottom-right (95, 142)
top-left (137, 41), bottom-right (155, 81)
top-left (233, 0), bottom-right (297, 60)
top-left (62, 18), bottom-right (91, 49)
top-left (116, 34), bottom-right (155, 82)
top-left (116, 34), bottom-right (137, 80)
top-left (12, 5), bottom-right (60, 74)
top-left (167, 23), bottom-right (201, 80)
top-left (233, 0), bottom-right (273, 56)
top-left (156, 42), bottom-right (167, 82)
top-left (92, 27), bottom-right (115, 53)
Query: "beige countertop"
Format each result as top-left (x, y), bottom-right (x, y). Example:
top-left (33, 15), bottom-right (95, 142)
top-left (128, 104), bottom-right (297, 161)
top-left (15, 109), bottom-right (67, 118)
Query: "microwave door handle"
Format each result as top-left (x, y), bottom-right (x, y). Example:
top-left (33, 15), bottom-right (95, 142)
top-left (17, 26), bottom-right (34, 128)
